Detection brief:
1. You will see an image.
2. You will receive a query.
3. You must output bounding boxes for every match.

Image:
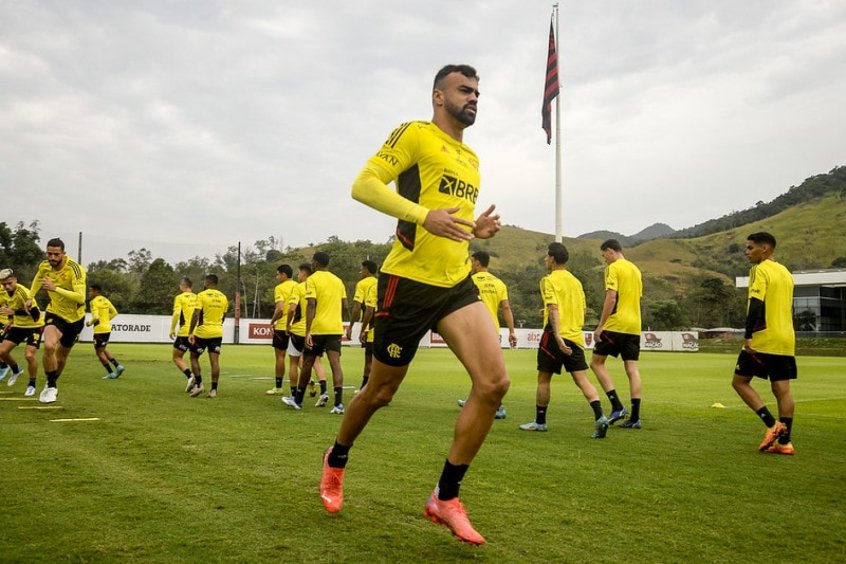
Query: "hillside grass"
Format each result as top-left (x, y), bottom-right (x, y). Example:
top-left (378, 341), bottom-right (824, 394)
top-left (1, 344), bottom-right (844, 562)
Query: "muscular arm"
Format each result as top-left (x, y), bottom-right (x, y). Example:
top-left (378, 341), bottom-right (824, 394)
top-left (352, 163), bottom-right (429, 225)
top-left (270, 300), bottom-right (287, 326)
top-left (500, 299), bottom-right (517, 347)
top-left (547, 304), bottom-right (572, 355)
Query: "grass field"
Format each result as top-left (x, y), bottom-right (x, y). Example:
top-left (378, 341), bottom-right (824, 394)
top-left (1, 345), bottom-right (844, 563)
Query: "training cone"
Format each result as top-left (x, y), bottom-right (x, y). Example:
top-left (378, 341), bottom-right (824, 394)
top-left (710, 402), bottom-right (726, 409)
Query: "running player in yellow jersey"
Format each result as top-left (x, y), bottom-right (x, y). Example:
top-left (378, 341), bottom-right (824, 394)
top-left (519, 243), bottom-right (609, 438)
top-left (170, 277), bottom-right (198, 391)
top-left (86, 284), bottom-right (125, 380)
top-left (188, 274), bottom-right (229, 398)
top-left (25, 238), bottom-right (87, 404)
top-left (320, 64), bottom-right (507, 545)
top-left (282, 252), bottom-right (348, 412)
top-left (456, 250), bottom-right (515, 418)
top-left (0, 268), bottom-right (44, 396)
top-left (267, 264), bottom-right (296, 395)
top-left (0, 275), bottom-right (12, 383)
top-left (589, 238), bottom-right (644, 429)
top-left (731, 232), bottom-right (797, 455)
top-left (345, 260), bottom-right (378, 391)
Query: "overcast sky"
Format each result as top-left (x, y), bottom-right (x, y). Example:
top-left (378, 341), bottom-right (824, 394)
top-left (2, 1), bottom-right (844, 264)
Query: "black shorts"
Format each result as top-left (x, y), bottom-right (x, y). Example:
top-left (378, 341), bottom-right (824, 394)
top-left (44, 314), bottom-right (85, 349)
top-left (272, 330), bottom-right (290, 351)
top-left (593, 330), bottom-right (641, 361)
top-left (190, 336), bottom-right (222, 356)
top-left (4, 326), bottom-right (43, 349)
top-left (537, 332), bottom-right (588, 374)
top-left (363, 341), bottom-right (373, 356)
top-left (289, 333), bottom-right (306, 356)
top-left (373, 273), bottom-right (480, 367)
top-left (173, 336), bottom-right (191, 352)
top-left (305, 334), bottom-right (342, 357)
top-left (735, 350), bottom-right (797, 381)
top-left (93, 332), bottom-right (111, 349)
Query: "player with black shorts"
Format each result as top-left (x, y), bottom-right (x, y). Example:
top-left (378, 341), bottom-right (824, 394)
top-left (731, 232), bottom-right (797, 455)
top-left (589, 239), bottom-right (644, 429)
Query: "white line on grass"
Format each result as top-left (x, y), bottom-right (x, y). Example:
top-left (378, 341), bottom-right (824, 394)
top-left (18, 406), bottom-right (64, 410)
top-left (0, 397), bottom-right (37, 401)
top-left (50, 418), bottom-right (101, 422)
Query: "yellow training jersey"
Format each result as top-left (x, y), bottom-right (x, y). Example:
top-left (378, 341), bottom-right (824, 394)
top-left (747, 259), bottom-right (795, 356)
top-left (273, 280), bottom-right (297, 330)
top-left (472, 272), bottom-right (508, 331)
top-left (603, 258), bottom-right (642, 335)
top-left (305, 270), bottom-right (346, 335)
top-left (362, 280), bottom-right (378, 343)
top-left (89, 295), bottom-right (117, 334)
top-left (4, 284), bottom-right (44, 330)
top-left (287, 282), bottom-right (307, 337)
top-left (353, 276), bottom-right (377, 308)
top-left (540, 269), bottom-right (586, 348)
top-left (193, 288), bottom-right (228, 339)
top-left (368, 121), bottom-right (480, 287)
top-left (171, 291), bottom-right (197, 337)
top-left (30, 258), bottom-right (87, 323)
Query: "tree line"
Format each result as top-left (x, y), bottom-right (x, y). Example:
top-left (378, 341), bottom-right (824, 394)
top-left (2, 221), bottom-right (746, 330)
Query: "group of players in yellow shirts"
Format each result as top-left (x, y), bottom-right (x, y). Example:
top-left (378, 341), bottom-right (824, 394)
top-left (0, 237), bottom-right (123, 403)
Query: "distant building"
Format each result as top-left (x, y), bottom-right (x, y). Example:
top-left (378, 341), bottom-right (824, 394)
top-left (736, 269), bottom-right (846, 332)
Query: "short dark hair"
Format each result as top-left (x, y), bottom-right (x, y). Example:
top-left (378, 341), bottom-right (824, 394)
top-left (90, 283), bottom-right (102, 292)
top-left (298, 263), bottom-right (313, 275)
top-left (205, 274), bottom-right (219, 286)
top-left (46, 237), bottom-right (65, 250)
top-left (433, 64), bottom-right (478, 90)
top-left (747, 232), bottom-right (777, 248)
top-left (180, 277), bottom-right (192, 288)
top-left (600, 239), bottom-right (623, 252)
top-left (313, 252), bottom-right (330, 267)
top-left (361, 260), bottom-right (377, 275)
top-left (277, 264), bottom-right (293, 278)
top-left (548, 242), bottom-right (569, 265)
top-left (471, 251), bottom-right (490, 267)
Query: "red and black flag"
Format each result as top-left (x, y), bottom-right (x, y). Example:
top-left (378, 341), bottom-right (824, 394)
top-left (542, 18), bottom-right (560, 144)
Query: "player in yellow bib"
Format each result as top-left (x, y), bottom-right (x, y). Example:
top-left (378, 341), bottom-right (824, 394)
top-left (731, 232), bottom-right (797, 455)
top-left (589, 239), bottom-right (644, 429)
top-left (86, 284), bottom-right (125, 379)
top-left (266, 264), bottom-right (296, 395)
top-left (320, 64), bottom-right (508, 546)
top-left (188, 274), bottom-right (229, 398)
top-left (25, 238), bottom-right (87, 404)
top-left (519, 243), bottom-right (609, 438)
top-left (282, 252), bottom-right (348, 412)
top-left (170, 277), bottom-right (198, 391)
top-left (346, 260), bottom-right (378, 391)
top-left (456, 250), bottom-right (515, 418)
top-left (0, 268), bottom-right (44, 396)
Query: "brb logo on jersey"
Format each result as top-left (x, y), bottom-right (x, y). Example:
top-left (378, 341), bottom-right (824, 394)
top-left (439, 175), bottom-right (478, 203)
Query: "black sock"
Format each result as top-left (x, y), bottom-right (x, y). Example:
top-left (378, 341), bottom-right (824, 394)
top-left (183, 368), bottom-right (192, 378)
top-left (295, 387), bottom-right (306, 404)
top-left (320, 380), bottom-right (327, 395)
top-left (0, 362), bottom-right (6, 369)
top-left (211, 382), bottom-right (218, 391)
top-left (360, 375), bottom-right (369, 389)
top-left (536, 405), bottom-right (548, 425)
top-left (437, 460), bottom-right (469, 501)
top-left (275, 377), bottom-right (283, 388)
top-left (630, 398), bottom-right (642, 421)
top-left (46, 370), bottom-right (59, 388)
top-left (756, 406), bottom-right (776, 428)
top-left (334, 386), bottom-right (343, 407)
top-left (28, 378), bottom-right (36, 387)
top-left (194, 375), bottom-right (203, 386)
top-left (10, 363), bottom-right (20, 374)
top-left (328, 441), bottom-right (351, 468)
top-left (102, 363), bottom-right (112, 374)
top-left (778, 417), bottom-right (793, 443)
top-left (590, 400), bottom-right (603, 420)
top-left (606, 389), bottom-right (624, 412)
top-left (110, 358), bottom-right (120, 367)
